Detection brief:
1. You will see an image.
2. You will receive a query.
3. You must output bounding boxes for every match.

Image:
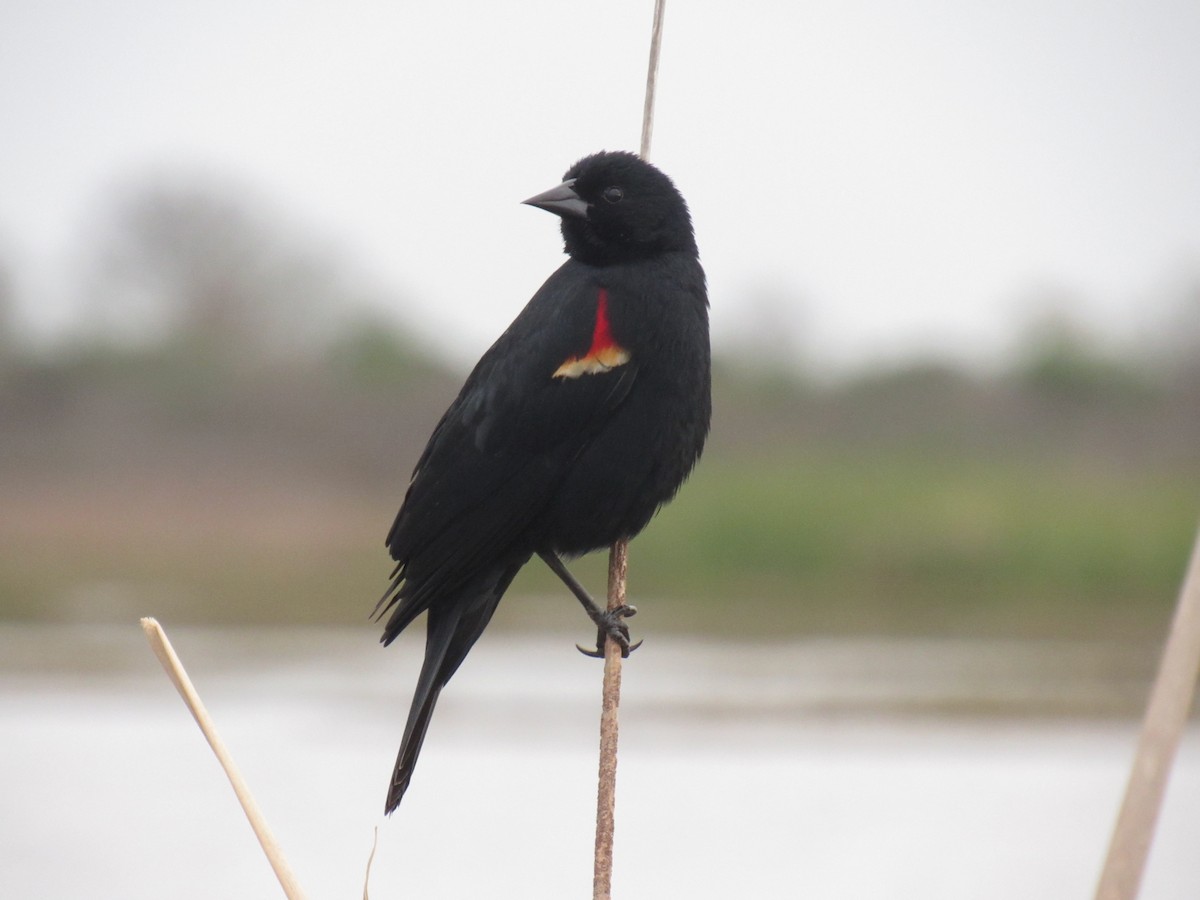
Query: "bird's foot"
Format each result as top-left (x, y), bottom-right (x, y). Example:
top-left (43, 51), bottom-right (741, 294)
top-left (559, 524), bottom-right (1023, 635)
top-left (576, 604), bottom-right (642, 658)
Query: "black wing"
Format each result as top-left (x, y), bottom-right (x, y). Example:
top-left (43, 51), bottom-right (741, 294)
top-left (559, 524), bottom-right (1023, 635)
top-left (377, 262), bottom-right (637, 636)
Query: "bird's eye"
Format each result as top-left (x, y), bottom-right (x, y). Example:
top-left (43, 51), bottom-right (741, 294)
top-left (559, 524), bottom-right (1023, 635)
top-left (602, 186), bottom-right (624, 203)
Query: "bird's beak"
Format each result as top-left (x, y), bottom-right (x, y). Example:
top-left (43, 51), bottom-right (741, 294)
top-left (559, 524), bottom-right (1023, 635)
top-left (522, 178), bottom-right (588, 219)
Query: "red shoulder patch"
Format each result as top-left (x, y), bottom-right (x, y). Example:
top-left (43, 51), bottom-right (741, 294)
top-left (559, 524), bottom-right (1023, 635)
top-left (589, 288), bottom-right (618, 354)
top-left (553, 288), bottom-right (631, 379)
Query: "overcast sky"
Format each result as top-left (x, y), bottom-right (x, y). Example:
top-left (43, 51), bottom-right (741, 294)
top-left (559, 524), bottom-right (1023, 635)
top-left (2, 0), bottom-right (1199, 371)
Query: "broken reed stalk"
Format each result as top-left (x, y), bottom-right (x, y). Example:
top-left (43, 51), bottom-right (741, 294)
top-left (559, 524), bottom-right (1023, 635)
top-left (140, 617), bottom-right (308, 900)
top-left (1094, 524), bottom-right (1200, 900)
top-left (592, 3), bottom-right (667, 898)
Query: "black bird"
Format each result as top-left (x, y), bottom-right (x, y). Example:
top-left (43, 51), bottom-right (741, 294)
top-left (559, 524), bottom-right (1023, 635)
top-left (375, 151), bottom-right (710, 814)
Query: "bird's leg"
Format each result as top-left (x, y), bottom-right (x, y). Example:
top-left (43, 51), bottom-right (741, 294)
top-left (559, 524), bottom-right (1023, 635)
top-left (537, 551), bottom-right (642, 658)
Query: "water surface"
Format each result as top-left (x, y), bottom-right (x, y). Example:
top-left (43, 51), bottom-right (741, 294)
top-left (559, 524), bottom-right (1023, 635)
top-left (2, 625), bottom-right (1196, 899)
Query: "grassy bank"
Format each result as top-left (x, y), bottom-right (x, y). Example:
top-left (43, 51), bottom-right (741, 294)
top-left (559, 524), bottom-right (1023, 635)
top-left (512, 449), bottom-right (1198, 640)
top-left (3, 446), bottom-right (1193, 642)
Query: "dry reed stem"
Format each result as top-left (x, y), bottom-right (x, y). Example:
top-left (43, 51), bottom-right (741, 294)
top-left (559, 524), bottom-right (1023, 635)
top-left (592, 4), bottom-right (667, 898)
top-left (1094, 525), bottom-right (1200, 900)
top-left (639, 0), bottom-right (666, 161)
top-left (593, 539), bottom-right (629, 900)
top-left (1094, 528), bottom-right (1200, 900)
top-left (140, 617), bottom-right (308, 900)
top-left (362, 826), bottom-right (379, 900)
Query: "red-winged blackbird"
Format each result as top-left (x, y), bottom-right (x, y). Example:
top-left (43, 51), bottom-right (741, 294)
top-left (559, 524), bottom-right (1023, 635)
top-left (376, 151), bottom-right (711, 814)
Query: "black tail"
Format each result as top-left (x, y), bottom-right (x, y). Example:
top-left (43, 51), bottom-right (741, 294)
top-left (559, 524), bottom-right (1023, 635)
top-left (384, 560), bottom-right (524, 814)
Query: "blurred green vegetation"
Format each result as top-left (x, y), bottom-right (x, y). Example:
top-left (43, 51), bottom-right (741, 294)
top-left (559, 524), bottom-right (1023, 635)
top-left (2, 180), bottom-right (1198, 640)
top-left (3, 339), bottom-right (1197, 642)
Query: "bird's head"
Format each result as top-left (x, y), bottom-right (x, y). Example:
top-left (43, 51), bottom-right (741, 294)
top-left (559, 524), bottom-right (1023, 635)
top-left (523, 151), bottom-right (696, 266)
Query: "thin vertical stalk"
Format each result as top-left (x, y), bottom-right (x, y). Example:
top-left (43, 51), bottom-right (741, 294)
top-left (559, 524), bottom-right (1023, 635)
top-left (592, 3), bottom-right (666, 896)
top-left (639, 0), bottom-right (667, 161)
top-left (593, 539), bottom-right (629, 899)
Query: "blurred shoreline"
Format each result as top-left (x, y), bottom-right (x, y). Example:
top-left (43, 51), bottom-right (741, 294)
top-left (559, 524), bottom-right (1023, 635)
top-left (0, 622), bottom-right (1172, 721)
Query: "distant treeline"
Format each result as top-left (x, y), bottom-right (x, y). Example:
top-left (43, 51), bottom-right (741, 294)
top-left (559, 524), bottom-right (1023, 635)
top-left (1, 180), bottom-right (1197, 637)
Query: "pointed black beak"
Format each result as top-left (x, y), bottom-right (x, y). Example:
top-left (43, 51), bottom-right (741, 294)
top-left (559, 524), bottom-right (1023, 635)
top-left (522, 178), bottom-right (588, 219)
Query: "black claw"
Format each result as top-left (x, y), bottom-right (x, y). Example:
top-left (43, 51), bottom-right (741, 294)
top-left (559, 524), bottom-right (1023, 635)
top-left (575, 605), bottom-right (643, 658)
top-left (575, 638), bottom-right (643, 658)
